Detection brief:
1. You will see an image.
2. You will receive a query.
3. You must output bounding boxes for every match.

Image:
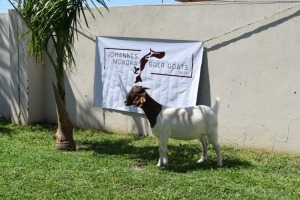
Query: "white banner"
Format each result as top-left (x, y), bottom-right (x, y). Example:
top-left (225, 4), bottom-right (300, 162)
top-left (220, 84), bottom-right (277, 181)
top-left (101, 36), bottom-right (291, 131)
top-left (93, 37), bottom-right (204, 113)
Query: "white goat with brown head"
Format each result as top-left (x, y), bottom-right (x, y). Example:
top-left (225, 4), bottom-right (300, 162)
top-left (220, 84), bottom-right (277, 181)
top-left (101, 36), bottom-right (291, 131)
top-left (124, 86), bottom-right (222, 167)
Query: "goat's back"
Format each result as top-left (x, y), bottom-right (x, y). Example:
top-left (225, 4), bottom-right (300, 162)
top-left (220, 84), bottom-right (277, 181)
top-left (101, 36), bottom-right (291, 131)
top-left (152, 105), bottom-right (218, 140)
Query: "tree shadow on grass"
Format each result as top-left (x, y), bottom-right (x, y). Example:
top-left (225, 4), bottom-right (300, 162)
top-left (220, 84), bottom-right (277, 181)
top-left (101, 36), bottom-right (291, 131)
top-left (0, 126), bottom-right (13, 136)
top-left (29, 122), bottom-right (56, 133)
top-left (0, 117), bottom-right (13, 137)
top-left (78, 138), bottom-right (158, 164)
top-left (78, 137), bottom-right (252, 173)
top-left (0, 117), bottom-right (55, 138)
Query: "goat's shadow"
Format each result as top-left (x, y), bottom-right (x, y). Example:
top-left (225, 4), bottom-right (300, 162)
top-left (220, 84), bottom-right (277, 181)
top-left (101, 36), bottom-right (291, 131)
top-left (78, 136), bottom-right (252, 173)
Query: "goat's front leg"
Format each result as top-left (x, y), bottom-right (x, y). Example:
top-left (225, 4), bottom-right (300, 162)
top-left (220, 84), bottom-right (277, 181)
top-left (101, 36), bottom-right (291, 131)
top-left (157, 135), bottom-right (169, 167)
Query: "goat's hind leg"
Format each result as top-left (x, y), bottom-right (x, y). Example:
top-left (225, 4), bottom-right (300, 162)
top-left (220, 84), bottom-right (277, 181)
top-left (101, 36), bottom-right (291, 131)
top-left (209, 134), bottom-right (223, 167)
top-left (197, 136), bottom-right (208, 164)
top-left (212, 141), bottom-right (222, 167)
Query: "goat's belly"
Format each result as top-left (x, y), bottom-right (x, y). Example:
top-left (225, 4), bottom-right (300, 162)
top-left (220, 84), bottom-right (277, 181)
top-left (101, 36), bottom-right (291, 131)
top-left (170, 127), bottom-right (203, 140)
top-left (152, 125), bottom-right (204, 140)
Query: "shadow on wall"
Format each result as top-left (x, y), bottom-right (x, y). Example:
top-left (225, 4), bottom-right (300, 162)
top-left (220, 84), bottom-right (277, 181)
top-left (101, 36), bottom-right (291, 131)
top-left (9, 11), bottom-right (31, 124)
top-left (196, 48), bottom-right (211, 107)
top-left (198, 9), bottom-right (300, 107)
top-left (206, 9), bottom-right (300, 52)
top-left (65, 75), bottom-right (151, 134)
top-left (0, 14), bottom-right (12, 117)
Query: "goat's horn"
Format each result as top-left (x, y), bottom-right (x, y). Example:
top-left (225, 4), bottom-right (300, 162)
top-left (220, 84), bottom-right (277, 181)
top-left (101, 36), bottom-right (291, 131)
top-left (142, 87), bottom-right (150, 90)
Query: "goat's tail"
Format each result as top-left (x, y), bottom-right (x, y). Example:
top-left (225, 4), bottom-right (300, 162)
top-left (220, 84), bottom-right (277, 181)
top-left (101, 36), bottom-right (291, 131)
top-left (211, 97), bottom-right (220, 114)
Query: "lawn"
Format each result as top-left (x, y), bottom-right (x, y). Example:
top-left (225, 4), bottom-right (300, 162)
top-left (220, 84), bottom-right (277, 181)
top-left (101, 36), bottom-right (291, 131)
top-left (0, 118), bottom-right (299, 199)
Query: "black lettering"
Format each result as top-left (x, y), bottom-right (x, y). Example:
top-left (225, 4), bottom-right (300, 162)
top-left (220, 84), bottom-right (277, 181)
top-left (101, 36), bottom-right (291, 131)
top-left (108, 51), bottom-right (140, 60)
top-left (148, 61), bottom-right (164, 68)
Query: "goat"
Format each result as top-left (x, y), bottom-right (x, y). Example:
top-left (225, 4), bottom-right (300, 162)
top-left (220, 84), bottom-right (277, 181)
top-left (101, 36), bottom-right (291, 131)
top-left (124, 86), bottom-right (222, 167)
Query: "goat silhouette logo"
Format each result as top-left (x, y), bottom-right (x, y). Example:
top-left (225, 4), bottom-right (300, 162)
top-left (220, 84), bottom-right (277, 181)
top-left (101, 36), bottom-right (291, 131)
top-left (133, 49), bottom-right (165, 83)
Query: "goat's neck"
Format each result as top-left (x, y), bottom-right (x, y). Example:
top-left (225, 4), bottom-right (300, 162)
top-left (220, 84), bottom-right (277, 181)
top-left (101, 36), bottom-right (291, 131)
top-left (141, 93), bottom-right (162, 128)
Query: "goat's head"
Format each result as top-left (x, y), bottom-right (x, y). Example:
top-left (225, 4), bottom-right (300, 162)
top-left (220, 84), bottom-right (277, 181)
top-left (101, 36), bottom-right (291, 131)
top-left (124, 86), bottom-right (149, 107)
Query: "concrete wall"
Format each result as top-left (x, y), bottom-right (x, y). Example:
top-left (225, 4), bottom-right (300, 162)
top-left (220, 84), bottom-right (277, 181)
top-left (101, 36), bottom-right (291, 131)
top-left (9, 10), bottom-right (45, 124)
top-left (3, 1), bottom-right (300, 153)
top-left (0, 14), bottom-right (11, 117)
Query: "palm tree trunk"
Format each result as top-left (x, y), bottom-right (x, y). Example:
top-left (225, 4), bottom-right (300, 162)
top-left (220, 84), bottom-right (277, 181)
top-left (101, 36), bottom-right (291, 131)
top-left (9, 0), bottom-right (108, 151)
top-left (47, 37), bottom-right (76, 150)
top-left (52, 82), bottom-right (76, 151)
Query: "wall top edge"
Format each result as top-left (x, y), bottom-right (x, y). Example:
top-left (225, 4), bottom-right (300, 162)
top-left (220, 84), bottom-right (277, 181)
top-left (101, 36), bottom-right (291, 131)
top-left (95, 1), bottom-right (300, 9)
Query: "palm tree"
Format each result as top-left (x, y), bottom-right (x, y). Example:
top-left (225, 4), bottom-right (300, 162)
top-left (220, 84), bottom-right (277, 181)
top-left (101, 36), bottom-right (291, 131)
top-left (9, 0), bottom-right (108, 150)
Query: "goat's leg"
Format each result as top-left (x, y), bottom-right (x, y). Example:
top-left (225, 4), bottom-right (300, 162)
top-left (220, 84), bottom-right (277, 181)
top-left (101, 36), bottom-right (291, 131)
top-left (157, 135), bottom-right (169, 167)
top-left (197, 136), bottom-right (208, 164)
top-left (213, 142), bottom-right (222, 167)
top-left (211, 140), bottom-right (222, 167)
top-left (208, 132), bottom-right (223, 167)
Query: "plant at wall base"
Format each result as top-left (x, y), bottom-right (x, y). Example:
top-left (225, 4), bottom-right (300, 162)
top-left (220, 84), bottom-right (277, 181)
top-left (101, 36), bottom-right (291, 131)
top-left (8, 0), bottom-right (108, 150)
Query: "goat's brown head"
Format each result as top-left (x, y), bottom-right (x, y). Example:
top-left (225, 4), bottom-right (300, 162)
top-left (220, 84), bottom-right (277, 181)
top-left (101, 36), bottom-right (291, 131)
top-left (124, 86), bottom-right (149, 107)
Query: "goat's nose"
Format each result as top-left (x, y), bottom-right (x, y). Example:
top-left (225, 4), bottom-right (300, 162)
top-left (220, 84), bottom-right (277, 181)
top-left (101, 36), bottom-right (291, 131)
top-left (124, 98), bottom-right (127, 104)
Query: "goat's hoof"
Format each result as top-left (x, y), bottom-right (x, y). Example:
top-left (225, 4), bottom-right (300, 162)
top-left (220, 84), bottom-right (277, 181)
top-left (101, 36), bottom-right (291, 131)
top-left (156, 162), bottom-right (168, 167)
top-left (156, 162), bottom-right (164, 167)
top-left (197, 158), bottom-right (206, 164)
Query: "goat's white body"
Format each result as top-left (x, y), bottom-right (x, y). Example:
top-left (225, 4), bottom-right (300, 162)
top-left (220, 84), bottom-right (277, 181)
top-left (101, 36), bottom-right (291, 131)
top-left (150, 98), bottom-right (222, 167)
top-left (152, 105), bottom-right (216, 140)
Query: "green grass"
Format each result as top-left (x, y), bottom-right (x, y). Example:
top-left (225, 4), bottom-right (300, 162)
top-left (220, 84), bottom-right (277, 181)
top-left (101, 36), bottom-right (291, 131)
top-left (0, 117), bottom-right (299, 200)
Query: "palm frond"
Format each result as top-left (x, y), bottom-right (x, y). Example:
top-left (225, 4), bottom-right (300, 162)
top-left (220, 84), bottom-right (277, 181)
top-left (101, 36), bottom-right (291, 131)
top-left (8, 0), bottom-right (108, 100)
top-left (9, 0), bottom-right (108, 68)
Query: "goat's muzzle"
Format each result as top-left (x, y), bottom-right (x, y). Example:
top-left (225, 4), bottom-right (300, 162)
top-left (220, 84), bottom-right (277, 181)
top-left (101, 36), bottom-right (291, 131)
top-left (124, 98), bottom-right (128, 106)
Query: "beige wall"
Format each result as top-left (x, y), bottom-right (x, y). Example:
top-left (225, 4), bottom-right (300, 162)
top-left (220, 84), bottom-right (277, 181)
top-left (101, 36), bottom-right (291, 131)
top-left (4, 1), bottom-right (300, 153)
top-left (8, 10), bottom-right (45, 124)
top-left (0, 14), bottom-right (11, 117)
top-left (9, 10), bottom-right (29, 124)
